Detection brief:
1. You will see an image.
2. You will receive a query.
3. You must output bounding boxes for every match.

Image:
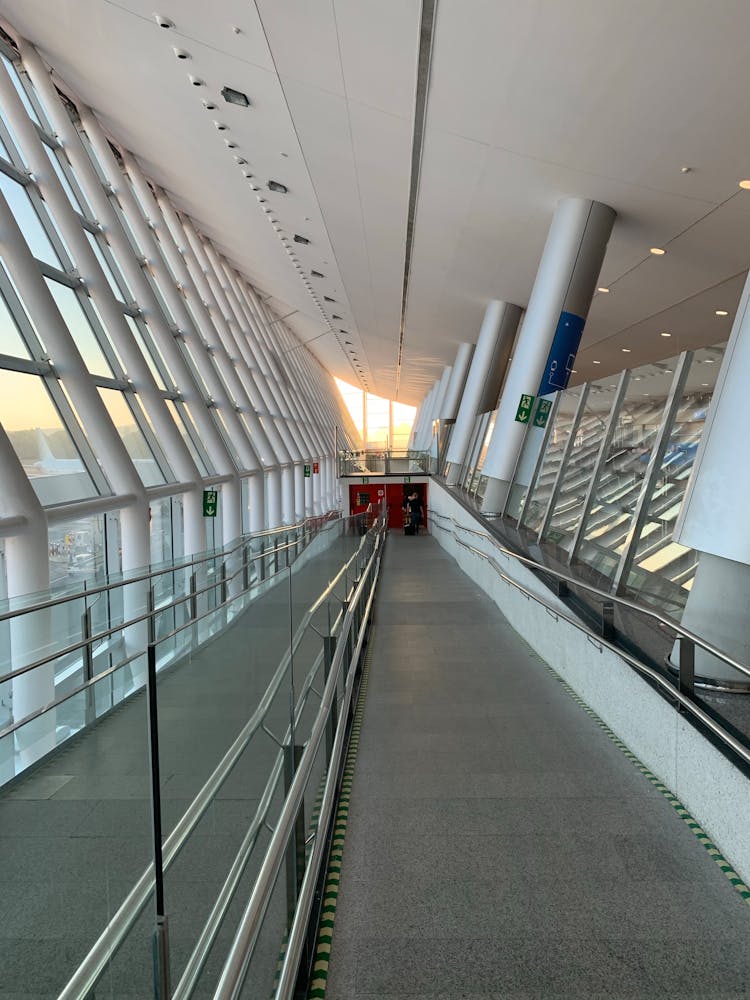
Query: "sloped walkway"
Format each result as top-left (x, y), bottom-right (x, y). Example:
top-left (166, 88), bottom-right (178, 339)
top-left (325, 533), bottom-right (750, 999)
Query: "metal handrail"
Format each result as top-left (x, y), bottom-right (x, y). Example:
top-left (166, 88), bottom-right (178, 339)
top-left (55, 512), bottom-right (369, 1000)
top-left (435, 525), bottom-right (750, 770)
top-left (0, 514), bottom-right (349, 690)
top-left (428, 509), bottom-right (750, 683)
top-left (212, 514), bottom-right (386, 999)
top-left (0, 511), bottom-right (338, 625)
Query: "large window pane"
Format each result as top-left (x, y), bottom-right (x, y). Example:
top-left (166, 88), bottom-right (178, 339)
top-left (165, 398), bottom-right (213, 476)
top-left (575, 363), bottom-right (676, 581)
top-left (85, 230), bottom-right (129, 301)
top-left (624, 344), bottom-right (726, 615)
top-left (127, 316), bottom-right (171, 390)
top-left (0, 370), bottom-right (99, 504)
top-left (543, 378), bottom-right (619, 551)
top-left (0, 170), bottom-right (61, 267)
top-left (0, 282), bottom-right (32, 358)
top-left (45, 278), bottom-right (113, 376)
top-left (2, 56), bottom-right (44, 128)
top-left (97, 387), bottom-right (166, 487)
top-left (42, 143), bottom-right (88, 216)
top-left (513, 387), bottom-right (583, 528)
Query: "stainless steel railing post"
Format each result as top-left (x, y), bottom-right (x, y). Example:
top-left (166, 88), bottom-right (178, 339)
top-left (146, 643), bottom-right (171, 1000)
top-left (283, 742), bottom-right (306, 931)
top-left (82, 603), bottom-right (95, 726)
top-left (323, 634), bottom-right (338, 764)
top-left (679, 636), bottom-right (696, 705)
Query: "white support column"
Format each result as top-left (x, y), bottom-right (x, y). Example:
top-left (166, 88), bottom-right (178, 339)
top-left (304, 468), bottom-right (314, 516)
top-left (281, 466), bottom-right (295, 525)
top-left (669, 268), bottom-right (750, 684)
top-left (0, 426), bottom-right (52, 778)
top-left (247, 473), bottom-right (265, 534)
top-left (294, 463), bottom-right (305, 521)
top-left (266, 470), bottom-right (283, 529)
top-left (0, 61), bottom-right (207, 563)
top-left (20, 43), bottom-right (238, 528)
top-left (445, 300), bottom-right (522, 485)
top-left (481, 198), bottom-right (616, 513)
top-left (81, 111), bottom-right (261, 476)
top-left (441, 343), bottom-right (475, 420)
top-left (414, 383), bottom-right (438, 451)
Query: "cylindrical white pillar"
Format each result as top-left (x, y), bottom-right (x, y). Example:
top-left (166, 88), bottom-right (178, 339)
top-left (0, 426), bottom-right (52, 777)
top-left (247, 473), bottom-right (265, 534)
top-left (481, 198), bottom-right (616, 513)
top-left (440, 343), bottom-right (475, 420)
top-left (294, 463), bottom-right (305, 521)
top-left (445, 300), bottom-right (522, 485)
top-left (414, 383), bottom-right (439, 451)
top-left (222, 478), bottom-right (242, 546)
top-left (267, 470), bottom-right (283, 529)
top-left (669, 268), bottom-right (750, 684)
top-left (304, 469), bottom-right (314, 516)
top-left (281, 466), bottom-right (295, 525)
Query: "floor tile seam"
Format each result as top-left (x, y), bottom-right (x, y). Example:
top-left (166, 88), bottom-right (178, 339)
top-left (542, 662), bottom-right (750, 906)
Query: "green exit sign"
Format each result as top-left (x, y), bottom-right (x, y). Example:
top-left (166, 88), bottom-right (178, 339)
top-left (202, 489), bottom-right (217, 517)
top-left (304, 464), bottom-right (311, 478)
top-left (534, 398), bottom-right (553, 428)
top-left (515, 393), bottom-right (535, 423)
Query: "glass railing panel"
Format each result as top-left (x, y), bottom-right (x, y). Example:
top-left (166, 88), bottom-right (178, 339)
top-left (515, 387), bottom-right (583, 528)
top-left (542, 378), bottom-right (619, 550)
top-left (0, 664), bottom-right (153, 997)
top-left (624, 343), bottom-right (726, 615)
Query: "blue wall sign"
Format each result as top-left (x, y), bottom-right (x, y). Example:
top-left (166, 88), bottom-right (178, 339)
top-left (537, 311), bottom-right (585, 395)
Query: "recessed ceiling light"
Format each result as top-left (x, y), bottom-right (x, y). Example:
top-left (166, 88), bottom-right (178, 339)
top-left (660, 331), bottom-right (671, 337)
top-left (225, 140), bottom-right (238, 149)
top-left (214, 121), bottom-right (228, 131)
top-left (236, 157), bottom-right (248, 165)
top-left (643, 393), bottom-right (650, 396)
top-left (701, 383), bottom-right (709, 386)
top-left (173, 47), bottom-right (190, 60)
top-left (332, 314), bottom-right (342, 320)
top-left (155, 14), bottom-right (174, 28)
top-left (715, 309), bottom-right (729, 316)
top-left (592, 360), bottom-right (601, 365)
top-left (634, 376), bottom-right (642, 381)
top-left (704, 358), bottom-right (715, 364)
top-left (570, 369), bottom-right (577, 374)
top-left (621, 347), bottom-right (631, 353)
top-left (664, 369), bottom-right (673, 374)
top-left (597, 286), bottom-right (609, 293)
top-left (268, 180), bottom-right (288, 194)
top-left (189, 76), bottom-right (204, 87)
top-left (739, 180), bottom-right (750, 189)
top-left (202, 101), bottom-right (216, 110)
top-left (650, 247), bottom-right (666, 255)
top-left (221, 86), bottom-right (250, 107)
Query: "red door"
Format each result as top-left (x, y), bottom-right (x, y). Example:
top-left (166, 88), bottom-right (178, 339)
top-left (385, 484), bottom-right (411, 529)
top-left (348, 484), bottom-right (384, 516)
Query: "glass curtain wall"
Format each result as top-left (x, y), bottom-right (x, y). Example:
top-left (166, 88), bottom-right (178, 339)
top-left (456, 344), bottom-right (727, 618)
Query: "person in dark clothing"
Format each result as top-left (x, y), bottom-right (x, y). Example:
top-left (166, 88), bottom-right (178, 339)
top-left (407, 491), bottom-right (423, 535)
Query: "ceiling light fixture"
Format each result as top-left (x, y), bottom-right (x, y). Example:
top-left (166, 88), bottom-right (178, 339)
top-left (715, 309), bottom-right (729, 316)
top-left (310, 269), bottom-right (324, 278)
top-left (592, 360), bottom-right (601, 364)
top-left (704, 358), bottom-right (715, 363)
top-left (597, 286), bottom-right (609, 293)
top-left (660, 331), bottom-right (672, 337)
top-left (214, 121), bottom-right (228, 131)
top-left (189, 76), bottom-right (204, 87)
top-left (173, 47), bottom-right (190, 60)
top-left (221, 86), bottom-right (250, 107)
top-left (650, 247), bottom-right (666, 255)
top-left (739, 180), bottom-right (750, 189)
top-left (324, 295), bottom-right (336, 303)
top-left (202, 101), bottom-right (216, 110)
top-left (621, 348), bottom-right (631, 353)
top-left (267, 180), bottom-right (288, 194)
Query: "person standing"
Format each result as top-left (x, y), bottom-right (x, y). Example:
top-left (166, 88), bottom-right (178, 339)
top-left (407, 490), bottom-right (423, 535)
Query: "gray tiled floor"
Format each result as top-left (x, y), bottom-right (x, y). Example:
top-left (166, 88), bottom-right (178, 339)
top-left (326, 533), bottom-right (750, 999)
top-left (0, 534), bottom-right (359, 1000)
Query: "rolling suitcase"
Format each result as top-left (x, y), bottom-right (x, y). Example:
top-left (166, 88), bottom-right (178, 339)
top-left (404, 523), bottom-right (415, 535)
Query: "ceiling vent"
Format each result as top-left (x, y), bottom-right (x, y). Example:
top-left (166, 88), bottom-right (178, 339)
top-left (323, 295), bottom-right (336, 303)
top-left (267, 180), bottom-right (288, 194)
top-left (293, 234), bottom-right (310, 245)
top-left (310, 269), bottom-right (324, 278)
top-left (222, 86), bottom-right (251, 108)
top-left (331, 314), bottom-right (342, 320)
top-left (154, 14), bottom-right (174, 28)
